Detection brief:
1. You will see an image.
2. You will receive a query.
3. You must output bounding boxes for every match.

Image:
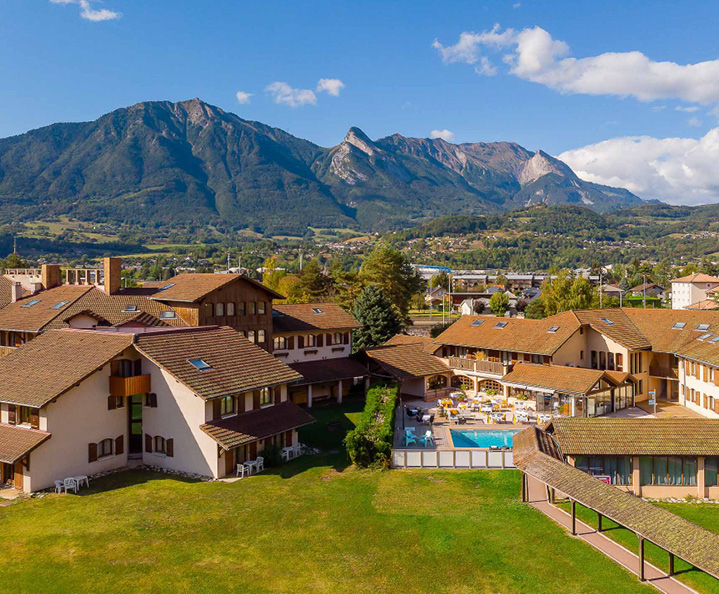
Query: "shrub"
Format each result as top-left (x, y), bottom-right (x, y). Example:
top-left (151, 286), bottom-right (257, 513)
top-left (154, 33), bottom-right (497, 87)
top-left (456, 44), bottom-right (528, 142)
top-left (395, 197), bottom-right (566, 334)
top-left (344, 383), bottom-right (399, 468)
top-left (261, 443), bottom-right (283, 467)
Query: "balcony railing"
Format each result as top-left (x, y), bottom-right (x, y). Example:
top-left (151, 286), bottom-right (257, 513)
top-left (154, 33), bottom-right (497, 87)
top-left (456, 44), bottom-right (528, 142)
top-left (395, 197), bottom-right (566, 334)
top-left (109, 374), bottom-right (151, 397)
top-left (0, 346), bottom-right (17, 359)
top-left (446, 357), bottom-right (505, 376)
top-left (648, 366), bottom-right (679, 380)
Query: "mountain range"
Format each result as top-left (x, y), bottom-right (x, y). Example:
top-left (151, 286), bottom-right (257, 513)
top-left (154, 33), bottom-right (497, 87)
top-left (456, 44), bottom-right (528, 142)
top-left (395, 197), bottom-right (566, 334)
top-left (0, 98), bottom-right (647, 234)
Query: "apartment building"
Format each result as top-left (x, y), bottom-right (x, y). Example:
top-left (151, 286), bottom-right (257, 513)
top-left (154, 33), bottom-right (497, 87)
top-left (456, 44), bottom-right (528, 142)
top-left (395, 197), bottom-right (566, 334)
top-left (0, 326), bottom-right (313, 493)
top-left (671, 273), bottom-right (719, 309)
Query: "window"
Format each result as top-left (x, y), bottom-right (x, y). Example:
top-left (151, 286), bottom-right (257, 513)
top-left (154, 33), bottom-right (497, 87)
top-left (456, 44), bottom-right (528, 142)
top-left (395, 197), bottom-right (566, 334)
top-left (493, 322), bottom-right (508, 329)
top-left (306, 334), bottom-right (316, 347)
top-left (204, 303), bottom-right (214, 317)
top-left (227, 302), bottom-right (235, 316)
top-left (216, 302), bottom-right (225, 316)
top-left (122, 305), bottom-right (138, 313)
top-left (707, 458), bottom-right (719, 487)
top-left (580, 350), bottom-right (584, 360)
top-left (188, 358), bottom-right (213, 371)
top-left (616, 353), bottom-right (623, 372)
top-left (50, 300), bottom-right (70, 310)
top-left (607, 352), bottom-right (615, 371)
top-left (696, 323), bottom-right (710, 332)
top-left (334, 332), bottom-right (343, 344)
top-left (470, 319), bottom-right (484, 327)
top-left (98, 438), bottom-right (113, 458)
top-left (154, 436), bottom-right (166, 455)
top-left (21, 299), bottom-right (40, 308)
top-left (220, 396), bottom-right (235, 416)
top-left (574, 456), bottom-right (632, 485)
top-left (600, 317), bottom-right (614, 326)
top-left (159, 311), bottom-right (176, 319)
top-left (599, 351), bottom-right (606, 370)
top-left (238, 302), bottom-right (246, 315)
top-left (257, 330), bottom-right (266, 343)
top-left (248, 330), bottom-right (256, 343)
top-left (18, 406), bottom-right (33, 426)
top-left (639, 456), bottom-right (697, 486)
top-left (698, 333), bottom-right (712, 341)
top-left (260, 387), bottom-right (272, 406)
top-left (158, 283), bottom-right (175, 291)
top-left (257, 301), bottom-right (266, 315)
top-left (312, 308), bottom-right (324, 314)
top-left (248, 302), bottom-right (256, 315)
top-left (672, 322), bottom-right (686, 330)
top-left (274, 336), bottom-right (287, 350)
top-left (711, 336), bottom-right (719, 344)
top-left (591, 350), bottom-right (598, 369)
top-left (547, 326), bottom-right (559, 333)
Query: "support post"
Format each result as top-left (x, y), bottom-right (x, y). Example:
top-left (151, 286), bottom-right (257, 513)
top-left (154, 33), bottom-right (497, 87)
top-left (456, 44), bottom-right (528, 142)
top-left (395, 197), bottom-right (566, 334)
top-left (571, 499), bottom-right (576, 536)
top-left (521, 473), bottom-right (526, 502)
top-left (550, 487), bottom-right (556, 504)
top-left (597, 513), bottom-right (603, 533)
top-left (669, 553), bottom-right (675, 576)
top-left (307, 385), bottom-right (313, 408)
top-left (638, 537), bottom-right (645, 581)
top-left (337, 380), bottom-right (343, 404)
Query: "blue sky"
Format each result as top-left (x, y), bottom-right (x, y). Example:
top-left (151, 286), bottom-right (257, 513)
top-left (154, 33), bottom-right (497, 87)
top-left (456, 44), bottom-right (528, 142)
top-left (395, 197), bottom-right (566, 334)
top-left (3, 1), bottom-right (719, 204)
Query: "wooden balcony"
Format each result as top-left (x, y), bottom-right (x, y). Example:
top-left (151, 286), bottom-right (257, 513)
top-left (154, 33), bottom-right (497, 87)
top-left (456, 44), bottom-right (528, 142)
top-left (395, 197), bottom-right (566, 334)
top-left (447, 357), bottom-right (505, 376)
top-left (648, 366), bottom-right (679, 380)
top-left (109, 374), bottom-right (151, 397)
top-left (0, 346), bottom-right (18, 359)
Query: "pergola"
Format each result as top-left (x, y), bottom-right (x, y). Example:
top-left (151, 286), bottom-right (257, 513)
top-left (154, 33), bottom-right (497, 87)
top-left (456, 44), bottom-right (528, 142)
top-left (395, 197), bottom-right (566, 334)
top-left (514, 426), bottom-right (719, 583)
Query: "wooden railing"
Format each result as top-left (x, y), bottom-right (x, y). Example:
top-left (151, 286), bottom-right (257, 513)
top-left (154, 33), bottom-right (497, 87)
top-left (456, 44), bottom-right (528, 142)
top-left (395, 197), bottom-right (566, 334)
top-left (0, 346), bottom-right (17, 359)
top-left (447, 357), bottom-right (505, 375)
top-left (109, 374), bottom-right (151, 397)
top-left (649, 366), bottom-right (679, 380)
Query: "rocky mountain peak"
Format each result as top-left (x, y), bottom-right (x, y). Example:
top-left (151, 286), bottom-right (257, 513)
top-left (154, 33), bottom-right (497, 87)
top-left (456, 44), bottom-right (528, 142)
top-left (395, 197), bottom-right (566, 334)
top-left (518, 150), bottom-right (573, 185)
top-left (343, 126), bottom-right (377, 156)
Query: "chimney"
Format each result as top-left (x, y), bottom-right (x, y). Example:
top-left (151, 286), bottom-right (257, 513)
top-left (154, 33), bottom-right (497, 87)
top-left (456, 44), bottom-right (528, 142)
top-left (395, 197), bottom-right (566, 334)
top-left (10, 282), bottom-right (23, 303)
top-left (41, 264), bottom-right (62, 289)
top-left (104, 257), bottom-right (122, 295)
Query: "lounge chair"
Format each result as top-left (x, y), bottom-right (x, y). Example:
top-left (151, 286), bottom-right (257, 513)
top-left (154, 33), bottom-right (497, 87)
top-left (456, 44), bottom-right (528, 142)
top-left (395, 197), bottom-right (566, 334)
top-left (419, 431), bottom-right (434, 447)
top-left (404, 429), bottom-right (418, 446)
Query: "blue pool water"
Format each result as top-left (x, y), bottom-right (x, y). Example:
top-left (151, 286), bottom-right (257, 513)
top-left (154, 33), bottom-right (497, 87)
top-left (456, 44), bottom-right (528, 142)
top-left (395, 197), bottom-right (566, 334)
top-left (450, 429), bottom-right (519, 448)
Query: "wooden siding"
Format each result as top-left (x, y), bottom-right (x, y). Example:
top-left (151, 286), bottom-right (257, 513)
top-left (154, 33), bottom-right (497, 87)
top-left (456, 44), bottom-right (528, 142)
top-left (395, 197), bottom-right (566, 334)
top-left (109, 374), bottom-right (152, 397)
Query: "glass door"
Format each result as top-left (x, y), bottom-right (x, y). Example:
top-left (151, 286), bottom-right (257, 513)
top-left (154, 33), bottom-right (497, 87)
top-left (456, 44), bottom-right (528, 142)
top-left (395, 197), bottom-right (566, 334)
top-left (129, 394), bottom-right (143, 457)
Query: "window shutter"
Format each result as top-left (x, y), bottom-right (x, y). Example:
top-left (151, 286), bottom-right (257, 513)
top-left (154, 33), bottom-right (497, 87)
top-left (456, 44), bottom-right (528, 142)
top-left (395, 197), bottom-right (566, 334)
top-left (115, 435), bottom-right (124, 456)
top-left (253, 391), bottom-right (260, 409)
top-left (237, 394), bottom-right (246, 413)
top-left (212, 399), bottom-right (221, 419)
top-left (88, 442), bottom-right (98, 463)
top-left (30, 409), bottom-right (39, 430)
top-left (166, 438), bottom-right (174, 458)
top-left (111, 360), bottom-right (120, 376)
top-left (274, 386), bottom-right (281, 404)
top-left (288, 336), bottom-right (295, 350)
top-left (150, 393), bottom-right (158, 408)
top-left (326, 333), bottom-right (332, 346)
top-left (344, 332), bottom-right (350, 344)
top-left (145, 434), bottom-right (153, 453)
top-left (7, 404), bottom-right (16, 425)
top-left (298, 336), bottom-right (304, 349)
top-left (108, 395), bottom-right (116, 411)
top-left (317, 334), bottom-right (324, 347)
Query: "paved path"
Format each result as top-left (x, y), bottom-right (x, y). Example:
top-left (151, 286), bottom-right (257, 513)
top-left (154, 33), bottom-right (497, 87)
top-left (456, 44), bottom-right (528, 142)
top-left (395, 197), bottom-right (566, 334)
top-left (526, 476), bottom-right (700, 594)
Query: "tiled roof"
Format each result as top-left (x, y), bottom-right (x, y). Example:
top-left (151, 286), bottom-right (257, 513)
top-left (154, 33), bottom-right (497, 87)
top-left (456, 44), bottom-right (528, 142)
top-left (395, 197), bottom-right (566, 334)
top-left (135, 326), bottom-right (302, 400)
top-left (685, 299), bottom-right (719, 311)
top-left (44, 287), bottom-right (186, 330)
top-left (150, 273), bottom-right (282, 303)
top-left (572, 309), bottom-right (651, 350)
top-left (113, 311), bottom-right (169, 327)
top-left (549, 418), bottom-right (719, 456)
top-left (0, 330), bottom-right (134, 407)
top-left (273, 303), bottom-right (360, 333)
top-left (364, 343), bottom-right (450, 380)
top-left (622, 308), bottom-right (719, 353)
top-left (502, 363), bottom-right (611, 395)
top-left (671, 273), bottom-right (719, 284)
top-left (629, 282), bottom-right (663, 292)
top-left (288, 357), bottom-right (368, 385)
top-left (676, 338), bottom-right (719, 367)
top-left (0, 424), bottom-right (51, 463)
top-left (0, 276), bottom-right (24, 310)
top-left (433, 311), bottom-right (581, 355)
top-left (0, 285), bottom-right (93, 332)
top-left (513, 426), bottom-right (719, 579)
top-left (385, 334), bottom-right (442, 355)
top-left (199, 401), bottom-right (315, 450)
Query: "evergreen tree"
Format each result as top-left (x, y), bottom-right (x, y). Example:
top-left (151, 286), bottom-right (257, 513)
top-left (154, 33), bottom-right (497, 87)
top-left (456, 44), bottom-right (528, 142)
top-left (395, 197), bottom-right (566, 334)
top-left (619, 277), bottom-right (631, 292)
top-left (299, 259), bottom-right (330, 300)
top-left (489, 291), bottom-right (510, 316)
top-left (352, 285), bottom-right (405, 350)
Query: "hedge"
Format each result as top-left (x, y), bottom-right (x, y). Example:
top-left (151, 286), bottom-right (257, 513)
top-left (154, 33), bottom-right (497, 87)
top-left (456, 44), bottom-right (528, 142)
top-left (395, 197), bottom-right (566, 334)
top-left (344, 383), bottom-right (399, 468)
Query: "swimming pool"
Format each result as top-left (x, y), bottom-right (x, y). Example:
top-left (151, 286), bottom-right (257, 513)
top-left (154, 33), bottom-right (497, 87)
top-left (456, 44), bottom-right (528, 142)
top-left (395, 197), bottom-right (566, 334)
top-left (450, 429), bottom-right (519, 449)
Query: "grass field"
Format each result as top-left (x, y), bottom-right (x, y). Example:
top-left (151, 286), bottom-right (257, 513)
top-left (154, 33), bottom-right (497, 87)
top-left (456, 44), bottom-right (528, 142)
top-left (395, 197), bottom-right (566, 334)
top-left (558, 500), bottom-right (719, 594)
top-left (0, 402), bottom-right (655, 594)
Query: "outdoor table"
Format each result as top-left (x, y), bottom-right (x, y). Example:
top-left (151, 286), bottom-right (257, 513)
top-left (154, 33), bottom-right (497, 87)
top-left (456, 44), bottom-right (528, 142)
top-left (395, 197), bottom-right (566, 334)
top-left (73, 475), bottom-right (89, 489)
top-left (282, 446), bottom-right (295, 461)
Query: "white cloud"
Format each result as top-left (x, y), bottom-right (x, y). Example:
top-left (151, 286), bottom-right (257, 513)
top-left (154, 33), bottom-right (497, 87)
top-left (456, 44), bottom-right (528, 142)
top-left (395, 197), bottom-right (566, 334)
top-left (430, 129), bottom-right (455, 141)
top-left (676, 105), bottom-right (700, 112)
top-left (316, 78), bottom-right (344, 96)
top-left (474, 57), bottom-right (497, 76)
top-left (559, 129), bottom-right (719, 205)
top-left (235, 91), bottom-right (252, 105)
top-left (265, 82), bottom-right (317, 107)
top-left (434, 24), bottom-right (719, 103)
top-left (688, 117), bottom-right (702, 127)
top-left (50, 0), bottom-right (120, 21)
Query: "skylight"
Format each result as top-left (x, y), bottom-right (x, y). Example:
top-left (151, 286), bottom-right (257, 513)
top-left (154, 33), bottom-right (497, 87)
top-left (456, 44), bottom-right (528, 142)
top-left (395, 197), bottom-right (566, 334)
top-left (600, 318), bottom-right (614, 326)
top-left (159, 311), bottom-right (176, 319)
top-left (698, 333), bottom-right (712, 341)
top-left (547, 326), bottom-right (559, 333)
top-left (696, 323), bottom-right (710, 332)
top-left (711, 336), bottom-right (719, 344)
top-left (158, 283), bottom-right (175, 291)
top-left (50, 300), bottom-right (69, 310)
top-left (21, 299), bottom-right (40, 308)
top-left (122, 305), bottom-right (139, 313)
top-left (494, 321), bottom-right (508, 329)
top-left (471, 319), bottom-right (484, 327)
top-left (188, 359), bottom-right (212, 371)
top-left (672, 322), bottom-right (686, 330)
top-left (311, 308), bottom-right (324, 314)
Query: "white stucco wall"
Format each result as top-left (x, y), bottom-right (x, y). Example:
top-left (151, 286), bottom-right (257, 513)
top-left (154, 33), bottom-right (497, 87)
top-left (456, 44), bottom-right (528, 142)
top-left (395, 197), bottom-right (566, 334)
top-left (679, 358), bottom-right (719, 418)
top-left (274, 332), bottom-right (351, 364)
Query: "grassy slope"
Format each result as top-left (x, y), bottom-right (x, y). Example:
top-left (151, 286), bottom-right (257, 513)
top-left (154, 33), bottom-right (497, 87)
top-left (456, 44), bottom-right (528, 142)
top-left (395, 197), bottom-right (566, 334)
top-left (559, 501), bottom-right (719, 594)
top-left (0, 402), bottom-right (652, 594)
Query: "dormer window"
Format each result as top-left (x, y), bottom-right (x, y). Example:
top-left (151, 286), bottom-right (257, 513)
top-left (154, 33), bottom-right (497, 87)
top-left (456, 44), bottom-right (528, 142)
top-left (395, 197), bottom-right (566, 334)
top-left (123, 305), bottom-right (138, 313)
top-left (21, 299), bottom-right (40, 308)
top-left (672, 322), bottom-right (686, 330)
top-left (494, 322), bottom-right (508, 329)
top-left (188, 358), bottom-right (212, 371)
top-left (471, 319), bottom-right (484, 327)
top-left (547, 326), bottom-right (559, 333)
top-left (696, 323), bottom-right (710, 332)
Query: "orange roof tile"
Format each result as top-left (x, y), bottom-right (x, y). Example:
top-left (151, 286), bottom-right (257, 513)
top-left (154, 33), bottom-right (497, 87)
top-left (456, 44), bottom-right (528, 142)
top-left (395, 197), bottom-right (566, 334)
top-left (150, 273), bottom-right (282, 303)
top-left (273, 303), bottom-right (360, 333)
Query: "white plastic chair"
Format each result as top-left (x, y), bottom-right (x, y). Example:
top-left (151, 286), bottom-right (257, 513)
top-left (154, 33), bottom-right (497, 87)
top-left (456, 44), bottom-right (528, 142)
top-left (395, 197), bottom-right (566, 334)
top-left (255, 456), bottom-right (264, 473)
top-left (54, 480), bottom-right (64, 494)
top-left (63, 477), bottom-right (78, 494)
top-left (236, 464), bottom-right (248, 478)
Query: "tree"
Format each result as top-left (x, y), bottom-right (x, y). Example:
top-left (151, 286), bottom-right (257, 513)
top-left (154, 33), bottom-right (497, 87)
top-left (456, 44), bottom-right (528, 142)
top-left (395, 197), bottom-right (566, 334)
top-left (430, 272), bottom-right (450, 291)
top-left (299, 259), bottom-right (331, 301)
top-left (352, 285), bottom-right (405, 350)
top-left (538, 270), bottom-right (597, 316)
top-left (429, 320), bottom-right (455, 338)
top-left (262, 256), bottom-right (286, 291)
top-left (358, 245), bottom-right (423, 318)
top-left (489, 291), bottom-right (509, 316)
top-left (524, 299), bottom-right (546, 319)
top-left (618, 277), bottom-right (631, 292)
top-left (276, 275), bottom-right (303, 303)
top-left (330, 261), bottom-right (364, 311)
top-left (494, 274), bottom-right (509, 289)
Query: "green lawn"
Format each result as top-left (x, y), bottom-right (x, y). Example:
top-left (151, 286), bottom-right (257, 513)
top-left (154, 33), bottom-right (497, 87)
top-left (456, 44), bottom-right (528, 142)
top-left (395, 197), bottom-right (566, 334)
top-left (558, 500), bottom-right (719, 594)
top-left (0, 402), bottom-right (654, 594)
